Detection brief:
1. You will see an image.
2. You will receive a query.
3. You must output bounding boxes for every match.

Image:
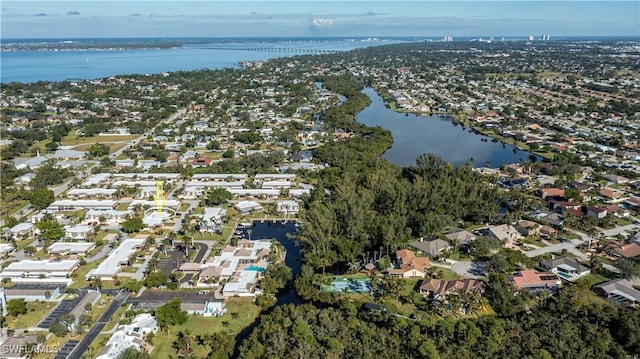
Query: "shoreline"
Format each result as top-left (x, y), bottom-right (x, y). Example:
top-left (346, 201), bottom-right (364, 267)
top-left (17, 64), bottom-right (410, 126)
top-left (378, 93), bottom-right (555, 162)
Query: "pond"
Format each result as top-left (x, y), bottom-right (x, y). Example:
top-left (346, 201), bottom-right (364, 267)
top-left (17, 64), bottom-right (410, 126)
top-left (356, 87), bottom-right (539, 168)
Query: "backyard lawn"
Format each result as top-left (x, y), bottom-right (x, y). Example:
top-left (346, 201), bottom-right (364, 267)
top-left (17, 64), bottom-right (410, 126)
top-left (6, 301), bottom-right (54, 330)
top-left (151, 297), bottom-right (260, 359)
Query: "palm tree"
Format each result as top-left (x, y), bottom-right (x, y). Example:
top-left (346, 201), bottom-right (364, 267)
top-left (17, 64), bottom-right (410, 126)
top-left (174, 329), bottom-right (194, 355)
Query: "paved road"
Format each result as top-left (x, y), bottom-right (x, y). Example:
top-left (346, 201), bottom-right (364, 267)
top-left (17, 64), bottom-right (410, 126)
top-left (524, 238), bottom-right (589, 260)
top-left (600, 222), bottom-right (639, 238)
top-left (180, 242), bottom-right (208, 285)
top-left (85, 243), bottom-right (113, 263)
top-left (65, 290), bottom-right (130, 359)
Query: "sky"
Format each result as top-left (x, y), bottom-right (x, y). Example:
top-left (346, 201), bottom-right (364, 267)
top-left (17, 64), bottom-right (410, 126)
top-left (1, 1), bottom-right (639, 39)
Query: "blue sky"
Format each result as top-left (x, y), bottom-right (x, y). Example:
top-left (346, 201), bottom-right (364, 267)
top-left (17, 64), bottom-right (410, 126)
top-left (1, 1), bottom-right (638, 38)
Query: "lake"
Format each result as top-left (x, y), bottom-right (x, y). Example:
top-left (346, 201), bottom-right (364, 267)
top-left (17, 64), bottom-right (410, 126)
top-left (356, 87), bottom-right (538, 168)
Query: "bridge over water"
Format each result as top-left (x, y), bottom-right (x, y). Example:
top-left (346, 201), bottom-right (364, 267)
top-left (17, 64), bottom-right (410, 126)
top-left (201, 46), bottom-right (343, 54)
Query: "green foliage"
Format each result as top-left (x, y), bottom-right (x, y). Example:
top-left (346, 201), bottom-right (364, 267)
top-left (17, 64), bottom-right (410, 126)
top-left (118, 347), bottom-right (151, 359)
top-left (155, 299), bottom-right (188, 331)
top-left (205, 188), bottom-right (233, 206)
top-left (467, 236), bottom-right (501, 258)
top-left (122, 278), bottom-right (143, 293)
top-left (49, 319), bottom-right (69, 337)
top-left (33, 163), bottom-right (72, 188)
top-left (88, 143), bottom-right (110, 157)
top-left (29, 188), bottom-right (55, 210)
top-left (121, 216), bottom-right (144, 233)
top-left (222, 148), bottom-right (234, 158)
top-left (36, 214), bottom-right (65, 241)
top-left (6, 298), bottom-right (27, 318)
top-left (260, 262), bottom-right (292, 295)
top-left (144, 271), bottom-right (168, 288)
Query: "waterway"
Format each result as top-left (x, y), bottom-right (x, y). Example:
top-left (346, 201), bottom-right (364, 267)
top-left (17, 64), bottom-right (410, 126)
top-left (356, 87), bottom-right (539, 168)
top-left (1, 38), bottom-right (409, 83)
top-left (234, 220), bottom-right (302, 351)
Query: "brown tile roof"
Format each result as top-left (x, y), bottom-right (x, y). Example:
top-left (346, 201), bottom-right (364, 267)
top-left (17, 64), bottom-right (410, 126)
top-left (509, 270), bottom-right (560, 290)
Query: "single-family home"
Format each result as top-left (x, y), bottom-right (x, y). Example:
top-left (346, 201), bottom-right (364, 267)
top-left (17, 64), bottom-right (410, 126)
top-left (605, 240), bottom-right (640, 259)
top-left (508, 270), bottom-right (561, 293)
top-left (540, 256), bottom-right (590, 282)
top-left (388, 249), bottom-right (431, 278)
top-left (419, 278), bottom-right (486, 301)
top-left (593, 279), bottom-right (640, 306)
top-left (408, 237), bottom-right (452, 258)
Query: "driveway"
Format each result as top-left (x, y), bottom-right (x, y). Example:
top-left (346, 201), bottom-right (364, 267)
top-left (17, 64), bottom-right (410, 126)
top-left (451, 261), bottom-right (486, 279)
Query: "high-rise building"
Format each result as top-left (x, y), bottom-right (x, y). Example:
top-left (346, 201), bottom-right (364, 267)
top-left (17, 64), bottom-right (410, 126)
top-left (528, 35), bottom-right (535, 41)
top-left (443, 35), bottom-right (453, 42)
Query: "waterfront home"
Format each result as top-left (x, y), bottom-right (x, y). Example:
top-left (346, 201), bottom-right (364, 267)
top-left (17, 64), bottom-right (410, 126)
top-left (276, 200), bottom-right (300, 215)
top-left (234, 201), bottom-right (264, 214)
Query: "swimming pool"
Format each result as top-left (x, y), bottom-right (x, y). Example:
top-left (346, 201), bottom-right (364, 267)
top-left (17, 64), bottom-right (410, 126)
top-left (245, 265), bottom-right (266, 272)
top-left (322, 278), bottom-right (372, 293)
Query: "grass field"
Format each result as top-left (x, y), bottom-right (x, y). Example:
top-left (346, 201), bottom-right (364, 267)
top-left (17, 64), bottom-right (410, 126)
top-left (151, 297), bottom-right (260, 359)
top-left (61, 134), bottom-right (139, 146)
top-left (6, 301), bottom-right (54, 330)
top-left (68, 260), bottom-right (102, 289)
top-left (73, 142), bottom-right (127, 153)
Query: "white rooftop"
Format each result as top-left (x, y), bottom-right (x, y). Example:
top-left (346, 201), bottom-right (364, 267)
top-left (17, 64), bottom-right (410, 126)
top-left (0, 244), bottom-right (15, 255)
top-left (91, 238), bottom-right (145, 278)
top-left (48, 242), bottom-right (95, 253)
top-left (2, 259), bottom-right (80, 274)
top-left (97, 313), bottom-right (157, 359)
top-left (10, 222), bottom-right (34, 233)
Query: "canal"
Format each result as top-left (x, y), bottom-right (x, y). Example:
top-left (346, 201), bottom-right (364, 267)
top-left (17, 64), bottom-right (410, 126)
top-left (234, 220), bottom-right (302, 352)
top-left (356, 87), bottom-right (538, 168)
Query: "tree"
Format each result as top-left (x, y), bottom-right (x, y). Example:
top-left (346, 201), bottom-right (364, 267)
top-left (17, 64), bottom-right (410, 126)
top-left (222, 148), bottom-right (235, 158)
top-left (122, 278), bottom-right (143, 293)
top-left (173, 329), bottom-right (195, 355)
top-left (6, 298), bottom-right (27, 318)
top-left (616, 258), bottom-right (640, 279)
top-left (88, 143), bottom-right (110, 157)
top-left (49, 319), bottom-right (68, 337)
top-left (155, 299), bottom-right (187, 333)
top-left (29, 188), bottom-right (55, 210)
top-left (36, 214), bottom-right (65, 241)
top-left (144, 271), bottom-right (168, 288)
top-left (24, 246), bottom-right (37, 256)
top-left (197, 332), bottom-right (234, 359)
top-left (205, 188), bottom-right (233, 206)
top-left (122, 216), bottom-right (144, 233)
top-left (119, 347), bottom-right (151, 359)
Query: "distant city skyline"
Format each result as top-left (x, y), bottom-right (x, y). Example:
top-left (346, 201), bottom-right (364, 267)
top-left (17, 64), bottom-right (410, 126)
top-left (1, 1), bottom-right (639, 39)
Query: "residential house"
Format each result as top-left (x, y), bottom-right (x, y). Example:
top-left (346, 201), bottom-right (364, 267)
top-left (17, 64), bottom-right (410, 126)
top-left (599, 188), bottom-right (622, 202)
top-left (419, 278), bottom-right (486, 301)
top-left (508, 270), bottom-right (561, 293)
top-left (484, 224), bottom-right (522, 243)
top-left (64, 225), bottom-right (94, 240)
top-left (388, 249), bottom-right (431, 278)
top-left (445, 230), bottom-right (476, 244)
top-left (516, 220), bottom-right (541, 237)
top-left (234, 201), bottom-right (263, 214)
top-left (276, 200), bottom-right (300, 215)
top-left (605, 240), bottom-right (640, 259)
top-left (538, 188), bottom-right (565, 200)
top-left (408, 237), bottom-right (452, 258)
top-left (586, 206), bottom-right (607, 220)
top-left (540, 256), bottom-right (590, 282)
top-left (97, 314), bottom-right (158, 359)
top-left (593, 279), bottom-right (640, 306)
top-left (9, 223), bottom-right (36, 239)
top-left (200, 207), bottom-right (227, 231)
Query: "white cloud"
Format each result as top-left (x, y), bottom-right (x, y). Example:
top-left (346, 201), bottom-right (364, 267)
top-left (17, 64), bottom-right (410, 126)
top-left (312, 18), bottom-right (334, 27)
